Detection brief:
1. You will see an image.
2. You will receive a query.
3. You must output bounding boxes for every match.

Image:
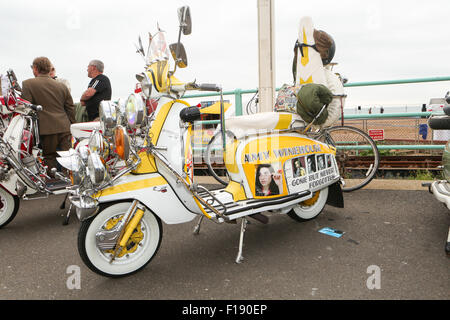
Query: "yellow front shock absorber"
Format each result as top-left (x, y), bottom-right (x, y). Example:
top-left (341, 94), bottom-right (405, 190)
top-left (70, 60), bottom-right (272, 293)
top-left (119, 206), bottom-right (145, 248)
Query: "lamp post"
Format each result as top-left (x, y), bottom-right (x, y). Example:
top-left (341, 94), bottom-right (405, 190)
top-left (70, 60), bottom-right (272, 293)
top-left (257, 0), bottom-right (275, 113)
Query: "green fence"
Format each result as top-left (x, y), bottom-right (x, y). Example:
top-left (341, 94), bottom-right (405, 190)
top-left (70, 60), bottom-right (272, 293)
top-left (185, 76), bottom-right (450, 151)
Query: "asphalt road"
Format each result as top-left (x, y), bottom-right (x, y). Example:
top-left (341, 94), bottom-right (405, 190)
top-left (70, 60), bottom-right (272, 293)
top-left (0, 187), bottom-right (448, 300)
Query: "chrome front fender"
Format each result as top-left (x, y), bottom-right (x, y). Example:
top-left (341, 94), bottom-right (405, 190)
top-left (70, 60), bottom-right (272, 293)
top-left (70, 194), bottom-right (99, 221)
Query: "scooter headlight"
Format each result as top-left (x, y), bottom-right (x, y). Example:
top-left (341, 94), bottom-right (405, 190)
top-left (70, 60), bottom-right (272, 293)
top-left (125, 93), bottom-right (145, 128)
top-left (70, 153), bottom-right (86, 185)
top-left (114, 125), bottom-right (130, 161)
top-left (99, 101), bottom-right (117, 136)
top-left (87, 153), bottom-right (107, 186)
top-left (56, 152), bottom-right (85, 185)
top-left (88, 131), bottom-right (109, 158)
top-left (75, 143), bottom-right (89, 163)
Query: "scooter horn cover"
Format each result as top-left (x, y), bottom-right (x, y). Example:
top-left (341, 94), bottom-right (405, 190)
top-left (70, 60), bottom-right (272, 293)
top-left (180, 106), bottom-right (201, 123)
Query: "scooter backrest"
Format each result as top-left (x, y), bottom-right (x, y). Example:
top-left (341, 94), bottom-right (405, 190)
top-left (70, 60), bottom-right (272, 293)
top-left (444, 105), bottom-right (450, 116)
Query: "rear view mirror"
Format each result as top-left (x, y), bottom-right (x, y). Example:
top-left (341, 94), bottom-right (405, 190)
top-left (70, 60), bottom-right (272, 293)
top-left (177, 6), bottom-right (192, 35)
top-left (7, 69), bottom-right (21, 92)
top-left (170, 43), bottom-right (188, 68)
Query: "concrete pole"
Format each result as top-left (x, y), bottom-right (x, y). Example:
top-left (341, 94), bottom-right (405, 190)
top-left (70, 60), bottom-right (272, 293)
top-left (257, 0), bottom-right (275, 113)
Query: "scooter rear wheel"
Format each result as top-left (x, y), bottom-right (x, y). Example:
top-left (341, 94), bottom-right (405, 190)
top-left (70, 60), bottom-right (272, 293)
top-left (287, 187), bottom-right (328, 222)
top-left (0, 187), bottom-right (20, 229)
top-left (318, 126), bottom-right (379, 192)
top-left (78, 201), bottom-right (163, 278)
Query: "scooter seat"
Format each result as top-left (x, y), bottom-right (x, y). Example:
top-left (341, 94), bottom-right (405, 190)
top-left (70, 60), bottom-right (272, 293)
top-left (70, 121), bottom-right (101, 138)
top-left (225, 112), bottom-right (305, 138)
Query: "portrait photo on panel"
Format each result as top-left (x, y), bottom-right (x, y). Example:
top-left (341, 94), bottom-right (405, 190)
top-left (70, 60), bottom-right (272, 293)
top-left (255, 163), bottom-right (284, 197)
top-left (307, 154), bottom-right (317, 173)
top-left (292, 157), bottom-right (306, 178)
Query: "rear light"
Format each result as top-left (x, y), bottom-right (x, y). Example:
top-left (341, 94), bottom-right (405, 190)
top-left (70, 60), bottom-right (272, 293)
top-left (20, 130), bottom-right (33, 158)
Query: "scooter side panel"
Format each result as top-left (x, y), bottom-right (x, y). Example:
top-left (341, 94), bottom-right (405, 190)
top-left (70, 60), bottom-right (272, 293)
top-left (235, 132), bottom-right (339, 199)
top-left (2, 115), bottom-right (24, 153)
top-left (1, 115), bottom-right (38, 196)
top-left (0, 174), bottom-right (38, 196)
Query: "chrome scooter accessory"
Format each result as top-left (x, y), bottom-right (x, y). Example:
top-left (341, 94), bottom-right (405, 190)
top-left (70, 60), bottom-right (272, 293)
top-left (70, 194), bottom-right (99, 221)
top-left (95, 200), bottom-right (140, 251)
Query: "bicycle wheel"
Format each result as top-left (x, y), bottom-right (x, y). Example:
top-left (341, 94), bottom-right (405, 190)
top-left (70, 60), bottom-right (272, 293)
top-left (205, 130), bottom-right (235, 186)
top-left (319, 125), bottom-right (379, 192)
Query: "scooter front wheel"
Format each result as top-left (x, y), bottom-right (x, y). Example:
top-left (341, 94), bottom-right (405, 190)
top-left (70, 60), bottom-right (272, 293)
top-left (0, 187), bottom-right (20, 229)
top-left (287, 187), bottom-right (328, 222)
top-left (78, 202), bottom-right (163, 278)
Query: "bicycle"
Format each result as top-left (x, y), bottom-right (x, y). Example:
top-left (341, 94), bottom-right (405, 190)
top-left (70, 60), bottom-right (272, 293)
top-left (204, 91), bottom-right (379, 192)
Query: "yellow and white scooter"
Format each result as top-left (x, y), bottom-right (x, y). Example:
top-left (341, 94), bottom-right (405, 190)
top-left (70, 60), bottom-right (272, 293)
top-left (59, 6), bottom-right (344, 277)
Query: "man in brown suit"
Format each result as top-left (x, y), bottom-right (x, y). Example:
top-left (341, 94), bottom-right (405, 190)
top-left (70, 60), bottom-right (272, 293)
top-left (21, 57), bottom-right (75, 172)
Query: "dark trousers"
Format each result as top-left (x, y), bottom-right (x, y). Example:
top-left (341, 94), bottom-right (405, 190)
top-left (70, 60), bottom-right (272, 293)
top-left (40, 132), bottom-right (72, 172)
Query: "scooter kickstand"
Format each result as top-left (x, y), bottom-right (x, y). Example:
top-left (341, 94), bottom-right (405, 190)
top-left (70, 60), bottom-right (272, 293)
top-left (193, 216), bottom-right (204, 235)
top-left (236, 217), bottom-right (248, 264)
top-left (62, 202), bottom-right (72, 226)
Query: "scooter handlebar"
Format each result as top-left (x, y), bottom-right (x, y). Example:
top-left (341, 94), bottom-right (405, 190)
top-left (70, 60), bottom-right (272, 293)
top-left (198, 83), bottom-right (221, 92)
top-left (183, 82), bottom-right (222, 92)
top-left (29, 104), bottom-right (42, 112)
top-left (17, 96), bottom-right (42, 112)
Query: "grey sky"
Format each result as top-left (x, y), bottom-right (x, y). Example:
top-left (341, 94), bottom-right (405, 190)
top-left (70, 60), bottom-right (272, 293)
top-left (1, 0), bottom-right (449, 110)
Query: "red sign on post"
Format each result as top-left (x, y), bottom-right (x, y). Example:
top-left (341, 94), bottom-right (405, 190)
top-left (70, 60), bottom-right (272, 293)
top-left (368, 129), bottom-right (384, 141)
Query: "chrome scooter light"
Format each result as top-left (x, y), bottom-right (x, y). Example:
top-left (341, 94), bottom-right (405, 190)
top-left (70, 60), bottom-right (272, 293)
top-left (88, 130), bottom-right (109, 159)
top-left (125, 93), bottom-right (145, 128)
top-left (69, 153), bottom-right (86, 185)
top-left (56, 151), bottom-right (85, 185)
top-left (99, 101), bottom-right (117, 137)
top-left (87, 152), bottom-right (107, 186)
top-left (70, 195), bottom-right (99, 221)
top-left (76, 143), bottom-right (90, 163)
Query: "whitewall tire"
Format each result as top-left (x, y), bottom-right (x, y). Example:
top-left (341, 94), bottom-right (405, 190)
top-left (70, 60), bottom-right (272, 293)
top-left (287, 187), bottom-right (328, 222)
top-left (78, 202), bottom-right (162, 277)
top-left (0, 187), bottom-right (20, 228)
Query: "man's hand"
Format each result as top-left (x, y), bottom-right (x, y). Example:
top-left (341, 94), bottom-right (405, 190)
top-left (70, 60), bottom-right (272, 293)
top-left (80, 87), bottom-right (96, 102)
